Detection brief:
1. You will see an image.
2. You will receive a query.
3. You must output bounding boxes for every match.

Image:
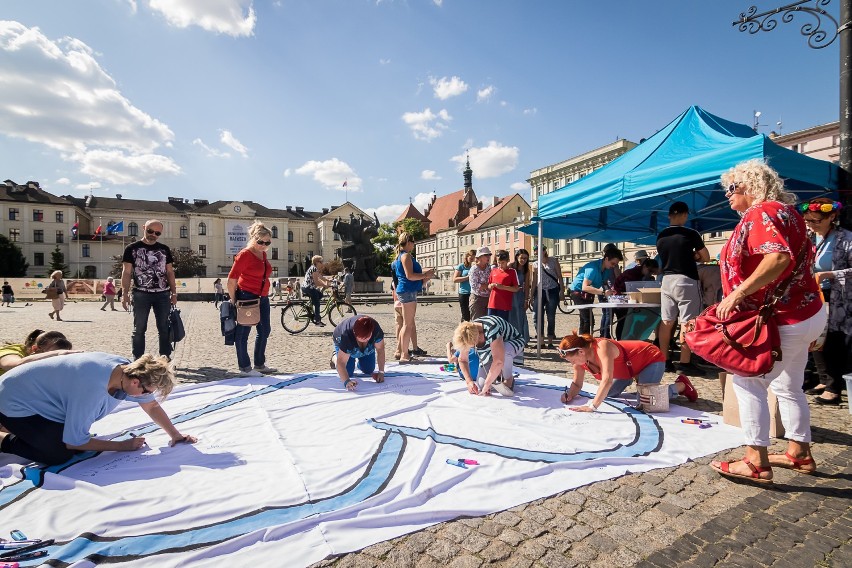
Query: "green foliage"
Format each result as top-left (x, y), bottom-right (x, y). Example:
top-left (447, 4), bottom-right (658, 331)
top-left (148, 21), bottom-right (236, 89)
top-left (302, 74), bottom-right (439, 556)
top-left (48, 246), bottom-right (70, 275)
top-left (371, 218), bottom-right (429, 276)
top-left (172, 248), bottom-right (207, 277)
top-left (0, 234), bottom-right (28, 276)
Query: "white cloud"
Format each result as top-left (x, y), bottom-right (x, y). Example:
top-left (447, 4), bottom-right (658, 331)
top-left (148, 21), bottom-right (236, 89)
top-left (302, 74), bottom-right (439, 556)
top-left (219, 129), bottom-right (248, 157)
top-left (477, 85), bottom-right (494, 102)
top-left (510, 182), bottom-right (529, 191)
top-left (192, 138), bottom-right (230, 158)
top-left (55, 177), bottom-right (71, 185)
top-left (433, 0), bottom-right (443, 6)
top-left (430, 75), bottom-right (468, 100)
top-left (0, 22), bottom-right (180, 185)
top-left (451, 141), bottom-right (519, 179)
top-left (401, 108), bottom-right (452, 141)
top-left (365, 191), bottom-right (435, 224)
top-left (523, 107), bottom-right (538, 116)
top-left (283, 168), bottom-right (292, 177)
top-left (147, 0), bottom-right (256, 37)
top-left (500, 101), bottom-right (508, 107)
top-left (379, 58), bottom-right (391, 65)
top-left (295, 158), bottom-right (362, 191)
top-left (78, 150), bottom-right (182, 186)
top-left (75, 181), bottom-right (102, 190)
top-left (123, 0), bottom-right (138, 14)
top-left (420, 170), bottom-right (441, 180)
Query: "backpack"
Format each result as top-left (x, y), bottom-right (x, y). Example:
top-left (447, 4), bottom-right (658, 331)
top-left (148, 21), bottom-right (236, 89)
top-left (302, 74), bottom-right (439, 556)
top-left (168, 306), bottom-right (186, 348)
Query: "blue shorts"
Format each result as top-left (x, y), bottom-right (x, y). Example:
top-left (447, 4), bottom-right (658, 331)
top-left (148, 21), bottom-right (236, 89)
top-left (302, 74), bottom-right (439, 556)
top-left (398, 291), bottom-right (418, 304)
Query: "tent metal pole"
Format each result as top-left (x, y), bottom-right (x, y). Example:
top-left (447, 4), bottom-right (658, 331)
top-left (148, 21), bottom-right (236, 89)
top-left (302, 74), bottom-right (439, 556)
top-left (536, 220), bottom-right (543, 359)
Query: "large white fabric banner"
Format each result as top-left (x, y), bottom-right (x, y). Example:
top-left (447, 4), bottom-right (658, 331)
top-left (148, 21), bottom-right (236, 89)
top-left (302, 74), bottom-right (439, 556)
top-left (224, 221), bottom-right (249, 255)
top-left (0, 364), bottom-right (743, 567)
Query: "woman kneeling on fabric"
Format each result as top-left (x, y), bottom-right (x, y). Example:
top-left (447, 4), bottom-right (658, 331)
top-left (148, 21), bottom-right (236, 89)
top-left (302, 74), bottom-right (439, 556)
top-left (0, 352), bottom-right (196, 465)
top-left (557, 332), bottom-right (698, 412)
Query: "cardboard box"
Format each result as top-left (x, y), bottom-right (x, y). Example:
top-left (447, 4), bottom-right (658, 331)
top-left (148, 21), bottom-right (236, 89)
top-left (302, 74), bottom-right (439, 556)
top-left (719, 373), bottom-right (785, 438)
top-left (637, 288), bottom-right (662, 304)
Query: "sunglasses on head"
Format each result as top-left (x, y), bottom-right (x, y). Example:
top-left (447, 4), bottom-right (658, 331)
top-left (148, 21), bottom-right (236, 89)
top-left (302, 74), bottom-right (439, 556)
top-left (256, 240), bottom-right (272, 246)
top-left (146, 229), bottom-right (162, 236)
top-left (556, 347), bottom-right (581, 357)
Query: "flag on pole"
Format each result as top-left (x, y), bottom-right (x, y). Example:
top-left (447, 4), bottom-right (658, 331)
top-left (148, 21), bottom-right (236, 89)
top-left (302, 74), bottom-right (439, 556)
top-left (107, 221), bottom-right (124, 235)
top-left (342, 180), bottom-right (348, 188)
top-left (71, 221), bottom-right (79, 239)
top-left (92, 224), bottom-right (102, 240)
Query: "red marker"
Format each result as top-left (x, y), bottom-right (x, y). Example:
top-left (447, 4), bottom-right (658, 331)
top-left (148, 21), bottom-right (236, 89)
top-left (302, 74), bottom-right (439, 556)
top-left (456, 459), bottom-right (479, 465)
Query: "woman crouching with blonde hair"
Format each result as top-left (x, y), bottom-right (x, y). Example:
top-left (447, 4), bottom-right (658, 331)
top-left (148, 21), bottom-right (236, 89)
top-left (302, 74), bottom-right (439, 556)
top-left (0, 352), bottom-right (195, 465)
top-left (453, 316), bottom-right (524, 397)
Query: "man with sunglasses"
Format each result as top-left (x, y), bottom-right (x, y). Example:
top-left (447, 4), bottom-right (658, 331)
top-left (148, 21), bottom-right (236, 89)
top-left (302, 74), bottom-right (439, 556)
top-left (121, 219), bottom-right (177, 360)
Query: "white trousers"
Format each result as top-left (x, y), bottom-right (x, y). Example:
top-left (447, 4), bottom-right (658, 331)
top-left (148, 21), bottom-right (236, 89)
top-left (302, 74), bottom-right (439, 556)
top-left (732, 307), bottom-right (827, 447)
top-left (477, 342), bottom-right (519, 389)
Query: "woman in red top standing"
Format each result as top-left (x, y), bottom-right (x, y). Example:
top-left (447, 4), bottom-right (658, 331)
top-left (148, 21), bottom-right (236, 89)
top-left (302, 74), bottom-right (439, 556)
top-left (557, 332), bottom-right (697, 411)
top-left (710, 160), bottom-right (826, 484)
top-left (228, 221), bottom-right (276, 377)
top-left (487, 250), bottom-right (520, 321)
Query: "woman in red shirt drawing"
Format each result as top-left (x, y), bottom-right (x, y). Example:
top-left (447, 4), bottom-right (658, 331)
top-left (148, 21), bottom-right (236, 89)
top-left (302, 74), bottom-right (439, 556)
top-left (228, 221), bottom-right (276, 377)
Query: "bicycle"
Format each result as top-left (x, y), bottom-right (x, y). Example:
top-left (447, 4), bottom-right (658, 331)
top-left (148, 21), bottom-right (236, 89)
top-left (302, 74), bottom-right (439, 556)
top-left (280, 279), bottom-right (357, 334)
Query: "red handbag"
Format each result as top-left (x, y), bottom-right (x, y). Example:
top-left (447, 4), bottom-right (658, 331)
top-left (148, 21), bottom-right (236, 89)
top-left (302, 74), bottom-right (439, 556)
top-left (684, 243), bottom-right (806, 377)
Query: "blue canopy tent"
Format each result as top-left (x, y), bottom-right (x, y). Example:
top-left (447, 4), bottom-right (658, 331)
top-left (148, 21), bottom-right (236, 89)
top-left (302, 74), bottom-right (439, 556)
top-left (523, 106), bottom-right (841, 245)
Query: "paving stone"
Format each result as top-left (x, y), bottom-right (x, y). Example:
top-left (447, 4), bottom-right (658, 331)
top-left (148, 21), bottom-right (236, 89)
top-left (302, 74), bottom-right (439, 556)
top-left (575, 511), bottom-right (607, 530)
top-left (568, 543), bottom-right (598, 564)
top-left (494, 555), bottom-right (533, 568)
top-left (478, 520), bottom-right (503, 537)
top-left (616, 486), bottom-right (643, 502)
top-left (584, 498), bottom-right (617, 518)
top-left (517, 539), bottom-right (548, 560)
top-left (459, 532), bottom-right (490, 554)
top-left (561, 491), bottom-right (586, 507)
top-left (524, 506), bottom-right (555, 525)
top-left (535, 551), bottom-right (578, 568)
top-left (654, 501), bottom-right (684, 518)
top-left (446, 555), bottom-right (483, 568)
top-left (661, 492), bottom-right (700, 510)
top-left (458, 517), bottom-right (484, 529)
top-left (515, 519), bottom-right (548, 539)
top-left (558, 503), bottom-right (582, 518)
top-left (640, 483), bottom-right (667, 498)
top-left (440, 522), bottom-right (472, 544)
top-left (584, 533), bottom-right (617, 552)
top-left (425, 539), bottom-right (460, 563)
top-left (498, 528), bottom-right (524, 547)
top-left (532, 534), bottom-right (572, 555)
top-left (414, 556), bottom-right (443, 568)
top-left (492, 511), bottom-right (522, 528)
top-left (406, 532), bottom-right (435, 553)
top-left (361, 540), bottom-right (394, 559)
top-left (383, 547), bottom-right (418, 568)
top-left (563, 524), bottom-right (593, 543)
top-left (479, 541), bottom-right (513, 563)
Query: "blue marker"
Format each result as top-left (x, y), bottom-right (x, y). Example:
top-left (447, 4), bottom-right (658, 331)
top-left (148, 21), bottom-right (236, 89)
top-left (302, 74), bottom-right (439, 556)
top-left (445, 459), bottom-right (467, 469)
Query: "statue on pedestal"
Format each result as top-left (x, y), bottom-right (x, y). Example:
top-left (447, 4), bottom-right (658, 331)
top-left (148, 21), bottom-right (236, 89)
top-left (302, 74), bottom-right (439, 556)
top-left (332, 212), bottom-right (380, 282)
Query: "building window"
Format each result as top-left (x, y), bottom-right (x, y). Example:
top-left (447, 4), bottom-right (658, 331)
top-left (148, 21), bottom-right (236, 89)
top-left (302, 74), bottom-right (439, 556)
top-left (486, 232), bottom-right (491, 244)
top-left (710, 231), bottom-right (723, 238)
top-left (271, 226), bottom-right (278, 239)
top-left (514, 228), bottom-right (519, 241)
top-left (33, 252), bottom-right (44, 266)
top-left (56, 230), bottom-right (64, 243)
top-left (198, 222), bottom-right (207, 236)
top-left (272, 267), bottom-right (279, 278)
top-left (180, 225), bottom-right (188, 238)
top-left (580, 240), bottom-right (588, 254)
top-left (82, 244), bottom-right (90, 257)
top-left (33, 230), bottom-right (44, 243)
top-left (307, 232), bottom-right (314, 243)
top-left (288, 230), bottom-right (294, 242)
top-left (594, 241), bottom-right (603, 252)
top-left (9, 228), bottom-right (20, 242)
top-left (33, 209), bottom-right (43, 222)
top-left (129, 222), bottom-right (138, 237)
top-left (334, 232), bottom-right (340, 241)
top-left (198, 245), bottom-right (207, 258)
top-left (56, 211), bottom-right (64, 223)
top-left (271, 247), bottom-right (279, 260)
top-left (566, 241), bottom-right (573, 255)
top-left (8, 208), bottom-right (19, 221)
top-left (288, 250), bottom-right (294, 261)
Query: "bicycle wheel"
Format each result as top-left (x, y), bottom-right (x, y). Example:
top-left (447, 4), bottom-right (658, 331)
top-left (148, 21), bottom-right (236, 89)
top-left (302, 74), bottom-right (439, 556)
top-left (328, 302), bottom-right (357, 326)
top-left (281, 304), bottom-right (311, 334)
top-left (557, 298), bottom-right (575, 314)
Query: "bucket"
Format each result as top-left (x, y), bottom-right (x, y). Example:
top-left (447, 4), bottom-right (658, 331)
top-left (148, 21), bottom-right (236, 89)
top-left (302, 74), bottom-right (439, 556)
top-left (845, 374), bottom-right (852, 416)
top-left (637, 383), bottom-right (669, 413)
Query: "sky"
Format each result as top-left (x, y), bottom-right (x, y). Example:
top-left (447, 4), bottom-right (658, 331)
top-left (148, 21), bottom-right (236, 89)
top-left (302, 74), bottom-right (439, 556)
top-left (0, 0), bottom-right (841, 222)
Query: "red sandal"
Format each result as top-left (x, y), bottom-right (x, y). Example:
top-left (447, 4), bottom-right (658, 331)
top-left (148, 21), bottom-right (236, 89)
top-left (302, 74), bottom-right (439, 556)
top-left (769, 452), bottom-right (816, 474)
top-left (710, 456), bottom-right (773, 484)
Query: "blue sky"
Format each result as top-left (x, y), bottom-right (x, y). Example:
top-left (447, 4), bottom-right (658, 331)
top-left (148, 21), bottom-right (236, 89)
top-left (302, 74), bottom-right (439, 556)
top-left (0, 0), bottom-right (840, 221)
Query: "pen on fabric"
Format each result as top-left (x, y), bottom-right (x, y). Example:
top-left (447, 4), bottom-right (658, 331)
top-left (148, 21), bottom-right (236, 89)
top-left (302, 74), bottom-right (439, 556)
top-left (0, 541), bottom-right (42, 550)
top-left (0, 540), bottom-right (52, 559)
top-left (1, 550), bottom-right (48, 562)
top-left (446, 459), bottom-right (467, 469)
top-left (129, 433), bottom-right (148, 445)
top-left (456, 459), bottom-right (479, 465)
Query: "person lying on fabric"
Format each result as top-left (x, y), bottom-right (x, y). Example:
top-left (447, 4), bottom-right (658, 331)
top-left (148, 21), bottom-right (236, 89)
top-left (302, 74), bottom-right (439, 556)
top-left (0, 352), bottom-right (196, 466)
top-left (445, 340), bottom-right (480, 381)
top-left (556, 332), bottom-right (697, 412)
top-left (331, 316), bottom-right (386, 391)
top-left (0, 329), bottom-right (74, 376)
top-left (452, 316), bottom-right (523, 397)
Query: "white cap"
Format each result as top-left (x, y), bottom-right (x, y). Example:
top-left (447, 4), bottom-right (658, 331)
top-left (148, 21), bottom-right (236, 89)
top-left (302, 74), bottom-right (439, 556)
top-left (475, 246), bottom-right (492, 258)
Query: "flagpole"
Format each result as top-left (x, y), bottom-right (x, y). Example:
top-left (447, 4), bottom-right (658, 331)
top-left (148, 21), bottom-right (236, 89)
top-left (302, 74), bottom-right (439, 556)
top-left (99, 216), bottom-right (103, 278)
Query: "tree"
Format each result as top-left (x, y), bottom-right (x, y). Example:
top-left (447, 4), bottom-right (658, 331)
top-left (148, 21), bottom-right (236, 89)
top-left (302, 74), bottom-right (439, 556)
top-left (172, 248), bottom-right (207, 277)
top-left (110, 255), bottom-right (124, 278)
top-left (0, 234), bottom-right (28, 277)
top-left (48, 246), bottom-right (70, 275)
top-left (371, 218), bottom-right (429, 276)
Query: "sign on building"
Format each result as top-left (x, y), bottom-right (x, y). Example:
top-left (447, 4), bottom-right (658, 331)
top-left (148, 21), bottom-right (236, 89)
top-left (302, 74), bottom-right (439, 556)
top-left (225, 221), bottom-right (248, 255)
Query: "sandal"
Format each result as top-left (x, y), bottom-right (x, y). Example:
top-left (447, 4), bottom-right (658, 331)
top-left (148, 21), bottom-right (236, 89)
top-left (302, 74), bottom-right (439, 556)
top-left (710, 456), bottom-right (773, 484)
top-left (768, 451), bottom-right (816, 474)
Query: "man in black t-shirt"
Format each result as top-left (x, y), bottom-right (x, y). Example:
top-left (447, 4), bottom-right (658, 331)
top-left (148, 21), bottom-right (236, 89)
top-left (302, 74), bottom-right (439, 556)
top-left (121, 219), bottom-right (177, 360)
top-left (330, 316), bottom-right (386, 391)
top-left (655, 202), bottom-right (709, 376)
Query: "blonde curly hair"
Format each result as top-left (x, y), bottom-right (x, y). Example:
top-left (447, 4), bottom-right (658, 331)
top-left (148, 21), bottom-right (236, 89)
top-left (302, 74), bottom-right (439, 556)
top-left (453, 322), bottom-right (480, 350)
top-left (248, 221), bottom-right (272, 242)
top-left (123, 354), bottom-right (175, 398)
top-left (720, 159), bottom-right (798, 206)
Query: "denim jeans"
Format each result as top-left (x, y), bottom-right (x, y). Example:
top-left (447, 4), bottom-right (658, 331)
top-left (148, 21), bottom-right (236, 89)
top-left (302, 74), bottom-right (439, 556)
top-left (533, 287), bottom-right (559, 338)
top-left (333, 348), bottom-right (376, 376)
top-left (302, 287), bottom-right (323, 323)
top-left (606, 362), bottom-right (677, 399)
top-left (132, 290), bottom-right (172, 360)
top-left (234, 289), bottom-right (271, 370)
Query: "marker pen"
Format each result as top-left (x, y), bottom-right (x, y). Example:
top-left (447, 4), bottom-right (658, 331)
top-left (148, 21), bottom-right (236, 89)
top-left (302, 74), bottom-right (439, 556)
top-left (1, 550), bottom-right (48, 563)
top-left (455, 459), bottom-right (479, 465)
top-left (445, 459), bottom-right (467, 469)
top-left (0, 540), bottom-right (52, 559)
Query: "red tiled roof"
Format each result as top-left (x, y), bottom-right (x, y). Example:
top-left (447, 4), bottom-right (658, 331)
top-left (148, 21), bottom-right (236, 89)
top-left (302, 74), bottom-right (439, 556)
top-left (395, 203), bottom-right (431, 225)
top-left (459, 195), bottom-right (519, 233)
top-left (425, 189), bottom-right (469, 235)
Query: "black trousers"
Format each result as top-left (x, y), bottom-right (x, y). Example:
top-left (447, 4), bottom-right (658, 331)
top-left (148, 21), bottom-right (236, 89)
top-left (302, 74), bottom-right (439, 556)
top-left (0, 412), bottom-right (78, 465)
top-left (571, 291), bottom-right (595, 335)
top-left (823, 330), bottom-right (851, 395)
top-left (459, 293), bottom-right (471, 322)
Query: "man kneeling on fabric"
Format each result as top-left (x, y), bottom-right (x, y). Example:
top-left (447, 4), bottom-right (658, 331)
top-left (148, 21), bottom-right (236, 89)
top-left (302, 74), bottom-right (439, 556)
top-left (331, 316), bottom-right (386, 391)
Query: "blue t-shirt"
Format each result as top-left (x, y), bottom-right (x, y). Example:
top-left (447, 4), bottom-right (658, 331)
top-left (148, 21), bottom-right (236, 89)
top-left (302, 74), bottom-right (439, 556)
top-left (333, 316), bottom-right (385, 359)
top-left (393, 253), bottom-right (423, 294)
top-left (454, 348), bottom-right (479, 379)
top-left (0, 352), bottom-right (154, 446)
top-left (456, 263), bottom-right (472, 294)
top-left (814, 231), bottom-right (837, 290)
top-left (570, 258), bottom-right (614, 292)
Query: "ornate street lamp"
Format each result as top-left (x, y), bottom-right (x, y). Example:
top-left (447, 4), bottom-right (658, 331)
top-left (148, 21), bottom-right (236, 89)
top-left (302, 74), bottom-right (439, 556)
top-left (734, 0), bottom-right (852, 227)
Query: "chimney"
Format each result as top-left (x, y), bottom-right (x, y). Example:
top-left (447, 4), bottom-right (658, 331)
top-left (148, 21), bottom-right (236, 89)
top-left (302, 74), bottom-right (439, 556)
top-left (286, 205), bottom-right (293, 211)
top-left (295, 206), bottom-right (304, 213)
top-left (26, 181), bottom-right (40, 189)
top-left (193, 199), bottom-right (208, 206)
top-left (85, 195), bottom-right (92, 207)
top-left (322, 208), bottom-right (329, 214)
top-left (3, 179), bottom-right (14, 187)
top-left (116, 194), bottom-right (122, 199)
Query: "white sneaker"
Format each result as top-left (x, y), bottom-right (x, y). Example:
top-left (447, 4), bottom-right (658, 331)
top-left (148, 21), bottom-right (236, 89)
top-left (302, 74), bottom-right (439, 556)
top-left (254, 366), bottom-right (278, 374)
top-left (239, 369), bottom-right (263, 377)
top-left (491, 377), bottom-right (514, 397)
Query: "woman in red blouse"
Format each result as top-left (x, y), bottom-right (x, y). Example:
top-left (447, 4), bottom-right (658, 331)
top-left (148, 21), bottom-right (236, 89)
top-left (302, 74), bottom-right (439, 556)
top-left (557, 332), bottom-right (697, 412)
top-left (710, 160), bottom-right (827, 484)
top-left (228, 221), bottom-right (276, 377)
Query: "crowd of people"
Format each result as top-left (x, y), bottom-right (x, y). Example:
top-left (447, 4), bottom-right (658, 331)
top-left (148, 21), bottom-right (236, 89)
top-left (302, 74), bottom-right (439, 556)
top-left (1, 161), bottom-right (849, 489)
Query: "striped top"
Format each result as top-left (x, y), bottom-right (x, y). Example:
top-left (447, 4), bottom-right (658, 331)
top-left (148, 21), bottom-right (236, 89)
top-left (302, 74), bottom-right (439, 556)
top-left (474, 315), bottom-right (525, 365)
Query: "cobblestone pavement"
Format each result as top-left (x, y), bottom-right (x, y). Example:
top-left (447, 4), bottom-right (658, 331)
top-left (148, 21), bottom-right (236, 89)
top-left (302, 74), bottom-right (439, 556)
top-left (1, 299), bottom-right (849, 567)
